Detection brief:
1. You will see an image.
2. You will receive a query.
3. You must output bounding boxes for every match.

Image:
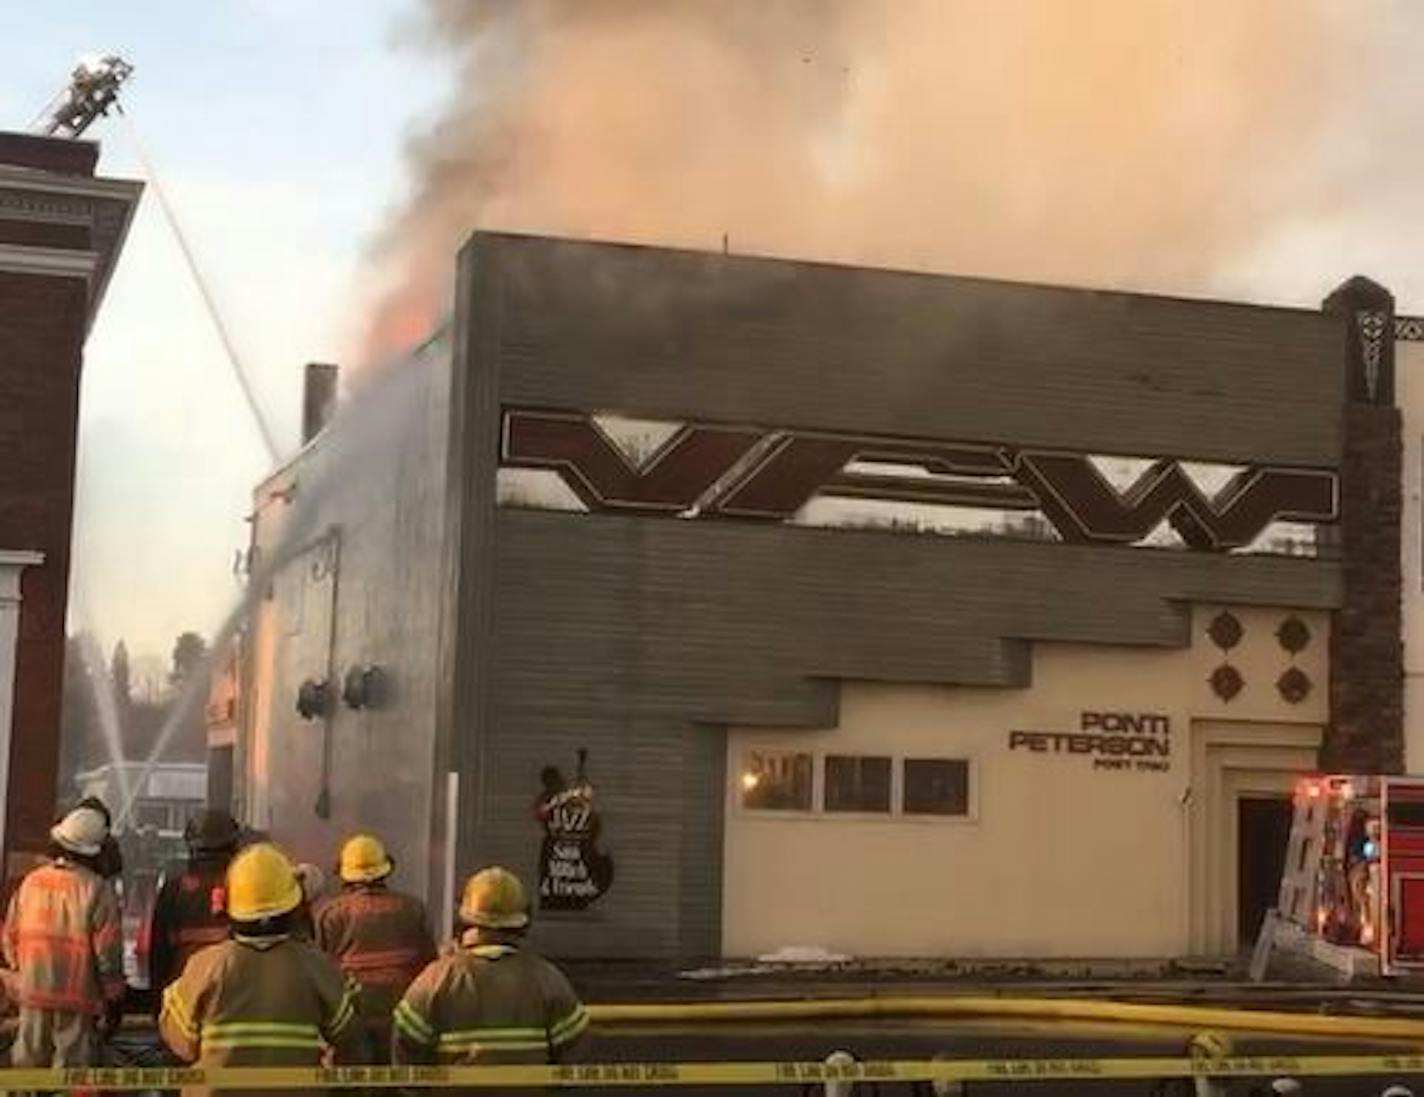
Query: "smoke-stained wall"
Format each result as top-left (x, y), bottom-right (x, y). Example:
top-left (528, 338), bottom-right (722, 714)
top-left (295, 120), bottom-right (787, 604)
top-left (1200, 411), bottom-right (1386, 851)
top-left (242, 338), bottom-right (452, 902)
top-left (447, 233), bottom-right (1347, 958)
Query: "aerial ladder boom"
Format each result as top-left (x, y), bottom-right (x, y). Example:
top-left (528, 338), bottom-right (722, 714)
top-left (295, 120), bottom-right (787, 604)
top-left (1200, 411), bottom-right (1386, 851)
top-left (31, 54), bottom-right (134, 138)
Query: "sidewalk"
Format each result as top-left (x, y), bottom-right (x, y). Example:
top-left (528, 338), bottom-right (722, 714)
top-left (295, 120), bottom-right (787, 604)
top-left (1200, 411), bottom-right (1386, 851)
top-left (560, 956), bottom-right (1424, 1016)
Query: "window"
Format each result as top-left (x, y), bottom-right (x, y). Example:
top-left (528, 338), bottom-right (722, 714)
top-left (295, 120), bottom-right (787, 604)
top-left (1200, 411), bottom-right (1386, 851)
top-left (134, 804), bottom-right (168, 831)
top-left (825, 755), bottom-right (892, 813)
top-left (903, 758), bottom-right (970, 816)
top-left (740, 750), bottom-right (812, 811)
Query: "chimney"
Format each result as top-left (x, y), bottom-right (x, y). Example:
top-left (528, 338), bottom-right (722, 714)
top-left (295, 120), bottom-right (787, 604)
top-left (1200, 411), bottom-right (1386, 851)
top-left (302, 362), bottom-right (338, 445)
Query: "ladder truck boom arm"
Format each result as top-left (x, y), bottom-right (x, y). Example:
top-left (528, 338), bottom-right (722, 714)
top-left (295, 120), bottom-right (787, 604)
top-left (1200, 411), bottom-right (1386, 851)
top-left (33, 55), bottom-right (133, 139)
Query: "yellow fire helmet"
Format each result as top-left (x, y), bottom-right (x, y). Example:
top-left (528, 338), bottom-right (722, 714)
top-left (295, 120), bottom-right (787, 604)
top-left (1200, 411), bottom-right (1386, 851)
top-left (459, 866), bottom-right (531, 930)
top-left (339, 833), bottom-right (394, 883)
top-left (225, 842), bottom-right (303, 922)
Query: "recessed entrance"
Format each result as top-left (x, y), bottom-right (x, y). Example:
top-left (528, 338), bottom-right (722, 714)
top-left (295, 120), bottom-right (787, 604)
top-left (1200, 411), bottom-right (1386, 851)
top-left (1237, 796), bottom-right (1293, 948)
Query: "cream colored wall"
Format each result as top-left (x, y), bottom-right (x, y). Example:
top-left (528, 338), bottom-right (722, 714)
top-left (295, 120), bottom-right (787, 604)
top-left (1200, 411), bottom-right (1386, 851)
top-left (1398, 340), bottom-right (1424, 771)
top-left (0, 552), bottom-right (41, 868)
top-left (240, 472), bottom-right (297, 833)
top-left (724, 605), bottom-right (1327, 959)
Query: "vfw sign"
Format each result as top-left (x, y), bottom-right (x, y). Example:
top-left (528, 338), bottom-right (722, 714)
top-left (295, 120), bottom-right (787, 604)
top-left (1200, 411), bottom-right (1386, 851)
top-left (498, 409), bottom-right (1337, 554)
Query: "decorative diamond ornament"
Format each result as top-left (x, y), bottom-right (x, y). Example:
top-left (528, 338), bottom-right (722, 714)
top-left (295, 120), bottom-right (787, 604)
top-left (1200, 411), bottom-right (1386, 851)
top-left (1277, 667), bottom-right (1312, 704)
top-left (1277, 616), bottom-right (1311, 654)
top-left (1207, 611), bottom-right (1244, 651)
top-left (1210, 664), bottom-right (1244, 702)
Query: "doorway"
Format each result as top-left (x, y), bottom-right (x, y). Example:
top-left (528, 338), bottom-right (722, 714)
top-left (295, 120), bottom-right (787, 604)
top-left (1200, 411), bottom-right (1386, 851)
top-left (1237, 796), bottom-right (1294, 948)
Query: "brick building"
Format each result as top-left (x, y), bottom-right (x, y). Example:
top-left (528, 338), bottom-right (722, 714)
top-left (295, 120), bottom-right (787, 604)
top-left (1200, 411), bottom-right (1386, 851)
top-left (233, 233), bottom-right (1412, 960)
top-left (0, 131), bottom-right (140, 881)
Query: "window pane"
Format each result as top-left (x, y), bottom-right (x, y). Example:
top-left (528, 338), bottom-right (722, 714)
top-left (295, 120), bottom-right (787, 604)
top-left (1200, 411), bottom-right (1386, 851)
top-left (134, 804), bottom-right (167, 830)
top-left (903, 758), bottom-right (970, 816)
top-left (740, 751), bottom-right (812, 811)
top-left (825, 755), bottom-right (892, 813)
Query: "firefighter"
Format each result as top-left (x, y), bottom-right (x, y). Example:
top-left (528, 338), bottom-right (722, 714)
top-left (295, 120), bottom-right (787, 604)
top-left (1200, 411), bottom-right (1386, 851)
top-left (148, 809), bottom-right (242, 998)
top-left (314, 835), bottom-right (434, 1063)
top-left (393, 866), bottom-right (587, 1069)
top-left (158, 842), bottom-right (364, 1086)
top-left (291, 862), bottom-right (327, 940)
top-left (76, 796), bottom-right (124, 883)
top-left (2, 805), bottom-right (126, 1066)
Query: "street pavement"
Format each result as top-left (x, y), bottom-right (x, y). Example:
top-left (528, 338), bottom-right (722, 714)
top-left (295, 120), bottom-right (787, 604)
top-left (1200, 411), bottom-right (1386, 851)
top-left (104, 1012), bottom-right (1424, 1095)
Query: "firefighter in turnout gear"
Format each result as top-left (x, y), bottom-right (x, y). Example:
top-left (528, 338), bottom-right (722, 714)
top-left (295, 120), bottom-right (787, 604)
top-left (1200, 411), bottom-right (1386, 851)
top-left (158, 842), bottom-right (364, 1091)
top-left (315, 834), bottom-right (434, 1062)
top-left (2, 805), bottom-right (126, 1066)
top-left (76, 796), bottom-right (124, 883)
top-left (148, 809), bottom-right (242, 999)
top-left (393, 866), bottom-right (588, 1073)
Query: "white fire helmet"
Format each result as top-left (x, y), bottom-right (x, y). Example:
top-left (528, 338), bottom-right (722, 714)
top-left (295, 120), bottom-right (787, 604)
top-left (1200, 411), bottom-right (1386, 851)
top-left (50, 806), bottom-right (109, 857)
top-left (822, 1050), bottom-right (856, 1097)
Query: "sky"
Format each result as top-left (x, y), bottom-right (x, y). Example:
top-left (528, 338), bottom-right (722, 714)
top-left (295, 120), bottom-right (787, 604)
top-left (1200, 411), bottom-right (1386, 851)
top-left (5, 1), bottom-right (1424, 666)
top-left (0, 1), bottom-right (448, 662)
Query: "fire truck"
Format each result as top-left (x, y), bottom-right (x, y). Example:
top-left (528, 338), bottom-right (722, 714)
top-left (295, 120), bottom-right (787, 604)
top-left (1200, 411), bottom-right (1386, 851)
top-left (1256, 775), bottom-right (1424, 978)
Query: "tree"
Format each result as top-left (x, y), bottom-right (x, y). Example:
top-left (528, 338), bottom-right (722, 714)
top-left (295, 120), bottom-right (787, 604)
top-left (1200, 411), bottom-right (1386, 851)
top-left (110, 640), bottom-right (131, 711)
top-left (170, 631), bottom-right (208, 686)
top-left (130, 654), bottom-right (167, 705)
top-left (57, 635), bottom-right (102, 795)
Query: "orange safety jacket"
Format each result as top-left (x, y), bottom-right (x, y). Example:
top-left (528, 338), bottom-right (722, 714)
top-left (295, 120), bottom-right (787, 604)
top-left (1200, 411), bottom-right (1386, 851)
top-left (2, 858), bottom-right (125, 1014)
top-left (149, 857), bottom-right (230, 994)
top-left (313, 884), bottom-right (434, 1026)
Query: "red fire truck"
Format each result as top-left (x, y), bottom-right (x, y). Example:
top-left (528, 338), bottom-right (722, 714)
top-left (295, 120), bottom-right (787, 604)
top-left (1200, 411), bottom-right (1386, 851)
top-left (1258, 775), bottom-right (1424, 977)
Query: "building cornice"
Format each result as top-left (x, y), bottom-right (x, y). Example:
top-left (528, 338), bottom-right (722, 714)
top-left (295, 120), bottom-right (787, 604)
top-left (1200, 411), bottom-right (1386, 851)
top-left (0, 169), bottom-right (142, 330)
top-left (0, 551), bottom-right (43, 604)
top-left (0, 167), bottom-right (142, 204)
top-left (0, 243), bottom-right (97, 280)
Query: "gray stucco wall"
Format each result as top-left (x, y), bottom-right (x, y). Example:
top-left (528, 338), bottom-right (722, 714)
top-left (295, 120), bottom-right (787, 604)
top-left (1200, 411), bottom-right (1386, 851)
top-left (446, 234), bottom-right (1347, 959)
top-left (251, 338), bottom-right (450, 904)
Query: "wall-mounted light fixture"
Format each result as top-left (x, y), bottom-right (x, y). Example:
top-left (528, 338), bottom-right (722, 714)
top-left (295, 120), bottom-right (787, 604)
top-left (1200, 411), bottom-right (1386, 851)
top-left (342, 664), bottom-right (386, 710)
top-left (296, 678), bottom-right (331, 720)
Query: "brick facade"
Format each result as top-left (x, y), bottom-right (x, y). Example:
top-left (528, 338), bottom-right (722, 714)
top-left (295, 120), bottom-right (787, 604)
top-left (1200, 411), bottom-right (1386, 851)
top-left (0, 133), bottom-right (140, 877)
top-left (0, 273), bottom-right (88, 860)
top-left (1324, 278), bottom-right (1405, 772)
top-left (1326, 404), bottom-right (1404, 770)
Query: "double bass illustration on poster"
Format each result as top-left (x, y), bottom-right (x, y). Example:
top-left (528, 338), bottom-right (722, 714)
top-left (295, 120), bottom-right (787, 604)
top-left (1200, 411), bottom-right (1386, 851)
top-left (534, 749), bottom-right (614, 911)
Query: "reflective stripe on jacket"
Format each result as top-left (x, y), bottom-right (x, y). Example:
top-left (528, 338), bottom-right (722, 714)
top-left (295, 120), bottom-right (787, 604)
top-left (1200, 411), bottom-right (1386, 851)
top-left (2, 859), bottom-right (124, 1014)
top-left (392, 940), bottom-right (587, 1066)
top-left (313, 885), bottom-right (434, 1024)
top-left (158, 933), bottom-right (363, 1072)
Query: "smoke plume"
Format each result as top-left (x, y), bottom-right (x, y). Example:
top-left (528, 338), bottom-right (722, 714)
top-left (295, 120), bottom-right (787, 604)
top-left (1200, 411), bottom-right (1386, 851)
top-left (362, 0), bottom-right (1382, 361)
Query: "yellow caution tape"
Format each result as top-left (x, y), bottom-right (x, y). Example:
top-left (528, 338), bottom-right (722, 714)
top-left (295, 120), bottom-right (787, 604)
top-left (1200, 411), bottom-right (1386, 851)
top-left (0, 1055), bottom-right (1421, 1090)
